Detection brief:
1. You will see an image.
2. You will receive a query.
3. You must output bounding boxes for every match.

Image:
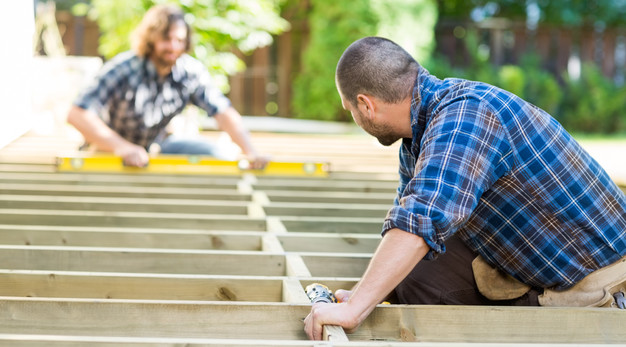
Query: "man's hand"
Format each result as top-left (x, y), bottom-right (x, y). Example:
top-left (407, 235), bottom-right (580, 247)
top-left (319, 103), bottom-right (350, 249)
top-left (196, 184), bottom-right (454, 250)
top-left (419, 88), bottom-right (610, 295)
top-left (303, 229), bottom-right (430, 340)
top-left (304, 301), bottom-right (362, 341)
top-left (115, 143), bottom-right (150, 167)
top-left (334, 289), bottom-right (352, 303)
top-left (247, 153), bottom-right (270, 170)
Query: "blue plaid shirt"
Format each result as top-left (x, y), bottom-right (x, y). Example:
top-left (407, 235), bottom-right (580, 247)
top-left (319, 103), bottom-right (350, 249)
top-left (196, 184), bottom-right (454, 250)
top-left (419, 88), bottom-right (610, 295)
top-left (383, 67), bottom-right (626, 290)
top-left (74, 51), bottom-right (231, 149)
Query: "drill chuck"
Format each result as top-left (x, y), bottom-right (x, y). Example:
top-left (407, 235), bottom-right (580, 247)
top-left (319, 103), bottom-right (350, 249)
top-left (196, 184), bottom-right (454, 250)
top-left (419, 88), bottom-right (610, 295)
top-left (305, 283), bottom-right (337, 304)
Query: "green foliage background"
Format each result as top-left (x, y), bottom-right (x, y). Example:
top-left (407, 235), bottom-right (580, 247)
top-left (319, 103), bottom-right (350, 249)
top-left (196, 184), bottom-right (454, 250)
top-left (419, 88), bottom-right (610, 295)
top-left (72, 0), bottom-right (289, 92)
top-left (62, 0), bottom-right (626, 133)
top-left (289, 0), bottom-right (437, 121)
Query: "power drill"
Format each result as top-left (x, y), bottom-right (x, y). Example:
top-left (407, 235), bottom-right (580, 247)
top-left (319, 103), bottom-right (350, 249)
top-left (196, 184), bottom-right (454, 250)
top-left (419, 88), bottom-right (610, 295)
top-left (305, 283), bottom-right (338, 304)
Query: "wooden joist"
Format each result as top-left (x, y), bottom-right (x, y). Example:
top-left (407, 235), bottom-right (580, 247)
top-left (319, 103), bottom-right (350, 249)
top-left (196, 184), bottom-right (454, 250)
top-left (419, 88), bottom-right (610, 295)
top-left (0, 245), bottom-right (286, 275)
top-left (1, 130), bottom-right (625, 346)
top-left (0, 183), bottom-right (252, 200)
top-left (0, 297), bottom-right (624, 344)
top-left (0, 225), bottom-right (264, 250)
top-left (0, 209), bottom-right (266, 230)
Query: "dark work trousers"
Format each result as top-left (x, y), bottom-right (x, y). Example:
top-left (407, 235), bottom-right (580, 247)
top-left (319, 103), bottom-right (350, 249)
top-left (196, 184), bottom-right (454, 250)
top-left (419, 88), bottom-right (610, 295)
top-left (390, 233), bottom-right (541, 306)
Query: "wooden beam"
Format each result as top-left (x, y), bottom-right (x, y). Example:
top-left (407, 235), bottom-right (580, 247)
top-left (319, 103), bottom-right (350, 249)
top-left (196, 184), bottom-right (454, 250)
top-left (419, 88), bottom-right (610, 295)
top-left (0, 334), bottom-right (614, 346)
top-left (280, 216), bottom-right (382, 234)
top-left (0, 298), bottom-right (311, 340)
top-left (300, 253), bottom-right (371, 278)
top-left (0, 245), bottom-right (285, 276)
top-left (282, 278), bottom-right (309, 303)
top-left (0, 183), bottom-right (252, 200)
top-left (0, 194), bottom-right (249, 214)
top-left (0, 163), bottom-right (54, 173)
top-left (263, 202), bottom-right (388, 218)
top-left (277, 233), bottom-right (380, 253)
top-left (264, 190), bottom-right (394, 205)
top-left (0, 209), bottom-right (266, 230)
top-left (0, 298), bottom-right (624, 343)
top-left (285, 254), bottom-right (312, 277)
top-left (0, 171), bottom-right (241, 188)
top-left (0, 225), bottom-right (263, 250)
top-left (0, 270), bottom-right (284, 302)
top-left (254, 177), bottom-right (397, 193)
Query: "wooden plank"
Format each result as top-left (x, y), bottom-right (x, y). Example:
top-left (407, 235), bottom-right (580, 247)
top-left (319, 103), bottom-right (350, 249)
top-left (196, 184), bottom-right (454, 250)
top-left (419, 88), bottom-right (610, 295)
top-left (300, 253), bottom-right (371, 278)
top-left (282, 278), bottom-right (310, 303)
top-left (254, 177), bottom-right (397, 193)
top-left (0, 270), bottom-right (284, 302)
top-left (278, 233), bottom-right (380, 253)
top-left (280, 216), bottom-right (382, 234)
top-left (0, 225), bottom-right (263, 250)
top-left (0, 298), bottom-right (624, 343)
top-left (0, 246), bottom-right (285, 276)
top-left (0, 171), bottom-right (241, 188)
top-left (0, 298), bottom-right (311, 340)
top-left (264, 190), bottom-right (394, 205)
top-left (264, 202), bottom-right (388, 218)
top-left (261, 234), bottom-right (284, 253)
top-left (285, 254), bottom-right (312, 277)
top-left (0, 335), bottom-right (614, 346)
top-left (0, 183), bottom-right (252, 200)
top-left (0, 163), bottom-right (54, 173)
top-left (0, 209), bottom-right (266, 230)
top-left (0, 195), bottom-right (249, 214)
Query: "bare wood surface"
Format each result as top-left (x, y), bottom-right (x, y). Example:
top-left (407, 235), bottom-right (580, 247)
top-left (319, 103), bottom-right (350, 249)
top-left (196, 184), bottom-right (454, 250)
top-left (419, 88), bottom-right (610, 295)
top-left (0, 225), bottom-right (263, 250)
top-left (0, 208), bottom-right (266, 230)
top-left (0, 270), bottom-right (284, 301)
top-left (0, 194), bottom-right (249, 214)
top-left (0, 298), bottom-right (624, 343)
top-left (0, 182), bottom-right (253, 200)
top-left (1, 128), bottom-right (625, 345)
top-left (0, 245), bottom-right (285, 275)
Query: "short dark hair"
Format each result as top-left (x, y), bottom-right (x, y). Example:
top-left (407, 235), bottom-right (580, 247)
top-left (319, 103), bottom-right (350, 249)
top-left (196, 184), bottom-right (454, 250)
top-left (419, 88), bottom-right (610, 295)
top-left (336, 37), bottom-right (419, 107)
top-left (131, 4), bottom-right (192, 57)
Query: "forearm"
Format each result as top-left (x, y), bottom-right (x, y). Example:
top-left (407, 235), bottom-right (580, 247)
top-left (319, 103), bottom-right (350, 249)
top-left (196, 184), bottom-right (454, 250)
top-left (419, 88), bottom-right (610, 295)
top-left (66, 105), bottom-right (134, 152)
top-left (304, 228), bottom-right (429, 340)
top-left (214, 107), bottom-right (258, 156)
top-left (348, 229), bottom-right (429, 321)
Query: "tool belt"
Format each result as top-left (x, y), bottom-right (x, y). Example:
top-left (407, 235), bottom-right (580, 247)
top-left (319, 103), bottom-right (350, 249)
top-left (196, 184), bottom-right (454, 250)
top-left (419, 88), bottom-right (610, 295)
top-left (472, 255), bottom-right (626, 308)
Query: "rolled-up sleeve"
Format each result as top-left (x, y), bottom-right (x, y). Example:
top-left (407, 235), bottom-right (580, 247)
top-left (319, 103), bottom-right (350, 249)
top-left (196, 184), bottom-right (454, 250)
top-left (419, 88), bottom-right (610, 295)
top-left (382, 99), bottom-right (512, 259)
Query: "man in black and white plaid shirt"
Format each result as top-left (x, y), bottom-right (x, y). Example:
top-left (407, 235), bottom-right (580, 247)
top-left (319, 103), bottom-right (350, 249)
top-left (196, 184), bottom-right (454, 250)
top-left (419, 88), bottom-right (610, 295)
top-left (67, 4), bottom-right (267, 168)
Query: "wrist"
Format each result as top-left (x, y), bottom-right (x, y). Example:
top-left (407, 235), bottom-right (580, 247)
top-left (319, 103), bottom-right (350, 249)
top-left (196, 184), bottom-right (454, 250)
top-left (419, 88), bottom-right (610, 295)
top-left (344, 292), bottom-right (378, 327)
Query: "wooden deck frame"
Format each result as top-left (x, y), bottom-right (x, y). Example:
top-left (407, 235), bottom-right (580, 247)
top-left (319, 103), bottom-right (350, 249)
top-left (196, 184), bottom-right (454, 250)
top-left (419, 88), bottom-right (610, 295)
top-left (0, 225), bottom-right (381, 253)
top-left (0, 297), bottom-right (623, 344)
top-left (1, 127), bottom-right (625, 346)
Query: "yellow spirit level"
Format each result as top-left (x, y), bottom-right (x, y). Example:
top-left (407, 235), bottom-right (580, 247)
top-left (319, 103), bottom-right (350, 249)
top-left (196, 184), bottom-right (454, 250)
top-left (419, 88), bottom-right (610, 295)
top-left (56, 153), bottom-right (330, 177)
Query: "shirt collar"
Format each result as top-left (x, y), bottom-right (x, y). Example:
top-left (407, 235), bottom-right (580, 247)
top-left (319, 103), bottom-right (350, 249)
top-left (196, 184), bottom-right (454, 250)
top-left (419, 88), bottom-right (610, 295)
top-left (143, 55), bottom-right (184, 83)
top-left (409, 66), bottom-right (445, 153)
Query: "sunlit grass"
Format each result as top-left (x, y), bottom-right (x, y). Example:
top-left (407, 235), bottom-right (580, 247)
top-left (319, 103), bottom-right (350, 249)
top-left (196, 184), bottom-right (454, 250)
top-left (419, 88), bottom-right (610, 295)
top-left (572, 132), bottom-right (626, 143)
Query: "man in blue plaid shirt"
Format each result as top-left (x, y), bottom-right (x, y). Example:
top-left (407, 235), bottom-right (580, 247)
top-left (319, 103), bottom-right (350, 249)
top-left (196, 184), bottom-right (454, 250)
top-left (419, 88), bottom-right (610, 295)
top-left (67, 4), bottom-right (267, 168)
top-left (305, 36), bottom-right (626, 340)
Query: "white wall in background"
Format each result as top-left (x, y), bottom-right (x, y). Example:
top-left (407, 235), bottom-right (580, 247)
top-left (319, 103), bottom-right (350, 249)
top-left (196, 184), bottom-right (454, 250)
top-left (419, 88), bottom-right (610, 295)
top-left (0, 1), bottom-right (34, 148)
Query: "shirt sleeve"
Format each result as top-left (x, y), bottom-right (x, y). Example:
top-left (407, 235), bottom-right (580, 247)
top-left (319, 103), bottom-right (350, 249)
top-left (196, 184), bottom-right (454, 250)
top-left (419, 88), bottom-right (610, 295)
top-left (382, 99), bottom-right (512, 259)
top-left (185, 57), bottom-right (231, 116)
top-left (73, 55), bottom-right (131, 116)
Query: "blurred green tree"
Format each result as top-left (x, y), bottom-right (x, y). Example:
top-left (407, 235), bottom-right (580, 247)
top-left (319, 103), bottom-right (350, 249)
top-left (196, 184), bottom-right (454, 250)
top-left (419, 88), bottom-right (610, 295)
top-left (72, 0), bottom-right (289, 91)
top-left (290, 0), bottom-right (437, 121)
top-left (291, 0), bottom-right (378, 121)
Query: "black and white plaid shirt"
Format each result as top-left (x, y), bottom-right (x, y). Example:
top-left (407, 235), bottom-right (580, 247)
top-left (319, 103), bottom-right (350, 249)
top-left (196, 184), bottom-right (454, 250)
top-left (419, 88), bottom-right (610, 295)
top-left (74, 51), bottom-right (231, 149)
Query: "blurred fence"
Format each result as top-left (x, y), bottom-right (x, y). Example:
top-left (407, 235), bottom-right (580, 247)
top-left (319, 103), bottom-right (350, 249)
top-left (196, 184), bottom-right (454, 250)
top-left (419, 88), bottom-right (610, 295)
top-left (54, 12), bottom-right (626, 118)
top-left (435, 19), bottom-right (626, 84)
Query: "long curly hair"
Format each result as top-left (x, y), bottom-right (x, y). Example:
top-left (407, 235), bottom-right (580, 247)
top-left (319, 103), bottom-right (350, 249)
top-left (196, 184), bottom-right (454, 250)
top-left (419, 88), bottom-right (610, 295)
top-left (130, 4), bottom-right (192, 57)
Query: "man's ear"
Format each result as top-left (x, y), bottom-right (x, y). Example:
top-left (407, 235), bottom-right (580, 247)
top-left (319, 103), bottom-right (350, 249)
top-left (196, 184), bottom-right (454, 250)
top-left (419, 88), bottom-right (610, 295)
top-left (357, 94), bottom-right (376, 118)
